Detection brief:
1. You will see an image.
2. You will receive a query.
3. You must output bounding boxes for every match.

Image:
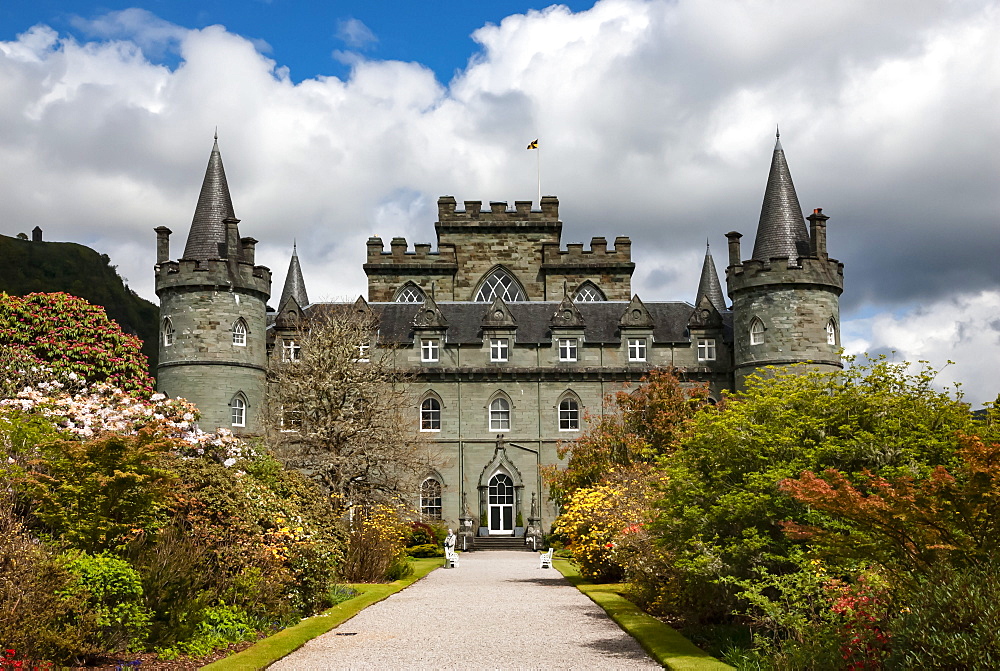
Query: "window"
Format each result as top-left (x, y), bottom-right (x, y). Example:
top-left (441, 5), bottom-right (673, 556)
top-left (420, 397), bottom-right (441, 431)
top-left (697, 338), bottom-right (716, 361)
top-left (559, 397), bottom-right (580, 431)
top-left (558, 338), bottom-right (578, 362)
top-left (628, 338), bottom-right (646, 362)
top-left (396, 284), bottom-right (425, 303)
top-left (282, 339), bottom-right (301, 362)
top-left (421, 339), bottom-right (439, 362)
top-left (475, 268), bottom-right (525, 302)
top-left (356, 344), bottom-right (370, 362)
top-left (490, 338), bottom-right (509, 362)
top-left (750, 318), bottom-right (764, 345)
top-left (232, 319), bottom-right (247, 346)
top-left (489, 397), bottom-right (510, 431)
top-left (574, 282), bottom-right (606, 302)
top-left (230, 396), bottom-right (246, 427)
top-left (826, 319), bottom-right (837, 345)
top-left (162, 318), bottom-right (174, 347)
top-left (420, 478), bottom-right (442, 520)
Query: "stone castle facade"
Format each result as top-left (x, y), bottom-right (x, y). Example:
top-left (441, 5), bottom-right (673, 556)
top-left (154, 134), bottom-right (843, 534)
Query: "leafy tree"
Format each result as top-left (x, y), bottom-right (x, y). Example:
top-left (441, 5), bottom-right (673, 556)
top-left (265, 307), bottom-right (436, 507)
top-left (0, 292), bottom-right (152, 395)
top-left (544, 368), bottom-right (708, 506)
top-left (652, 356), bottom-right (979, 622)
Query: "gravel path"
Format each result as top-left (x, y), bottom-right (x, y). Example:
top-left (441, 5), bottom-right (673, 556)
top-left (271, 550), bottom-right (661, 669)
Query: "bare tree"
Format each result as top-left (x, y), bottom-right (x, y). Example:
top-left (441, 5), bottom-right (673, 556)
top-left (265, 305), bottom-right (436, 508)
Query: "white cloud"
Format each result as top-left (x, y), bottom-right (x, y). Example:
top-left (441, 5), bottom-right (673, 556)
top-left (336, 17), bottom-right (377, 49)
top-left (0, 0), bottom-right (998, 403)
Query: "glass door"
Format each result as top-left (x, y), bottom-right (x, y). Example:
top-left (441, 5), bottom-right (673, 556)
top-left (488, 473), bottom-right (514, 535)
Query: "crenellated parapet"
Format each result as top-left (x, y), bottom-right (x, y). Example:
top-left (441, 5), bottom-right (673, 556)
top-left (435, 196), bottom-right (561, 231)
top-left (154, 257), bottom-right (272, 298)
top-left (541, 236), bottom-right (634, 270)
top-left (364, 236), bottom-right (459, 265)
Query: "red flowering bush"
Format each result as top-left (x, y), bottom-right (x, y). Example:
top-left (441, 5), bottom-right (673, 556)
top-left (0, 293), bottom-right (152, 396)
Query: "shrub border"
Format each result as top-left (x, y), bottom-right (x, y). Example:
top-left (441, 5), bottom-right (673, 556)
top-left (553, 560), bottom-right (732, 670)
top-left (202, 558), bottom-right (442, 670)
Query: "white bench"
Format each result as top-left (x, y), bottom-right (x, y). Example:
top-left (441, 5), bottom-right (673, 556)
top-left (539, 548), bottom-right (554, 569)
top-left (445, 547), bottom-right (460, 568)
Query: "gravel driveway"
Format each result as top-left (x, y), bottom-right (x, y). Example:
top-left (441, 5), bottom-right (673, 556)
top-left (271, 550), bottom-right (661, 669)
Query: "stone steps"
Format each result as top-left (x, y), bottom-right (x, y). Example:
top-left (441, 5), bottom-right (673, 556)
top-left (472, 536), bottom-right (531, 551)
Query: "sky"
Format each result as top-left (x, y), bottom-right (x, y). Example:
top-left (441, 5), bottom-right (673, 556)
top-left (1, 0), bottom-right (999, 405)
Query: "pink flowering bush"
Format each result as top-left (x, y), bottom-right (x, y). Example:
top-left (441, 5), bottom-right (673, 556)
top-left (0, 293), bottom-right (152, 396)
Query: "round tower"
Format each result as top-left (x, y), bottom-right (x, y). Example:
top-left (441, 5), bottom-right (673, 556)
top-left (725, 134), bottom-right (844, 389)
top-left (153, 137), bottom-right (271, 433)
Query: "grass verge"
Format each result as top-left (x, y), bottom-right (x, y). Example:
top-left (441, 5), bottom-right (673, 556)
top-left (553, 560), bottom-right (733, 670)
top-left (202, 558), bottom-right (442, 670)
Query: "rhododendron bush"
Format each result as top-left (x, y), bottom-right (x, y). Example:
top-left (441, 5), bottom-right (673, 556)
top-left (0, 293), bottom-right (152, 395)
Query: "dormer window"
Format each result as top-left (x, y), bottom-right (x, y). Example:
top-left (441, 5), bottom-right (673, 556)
top-left (750, 318), bottom-right (765, 346)
top-left (490, 338), bottom-right (509, 362)
top-left (282, 339), bottom-right (301, 362)
top-left (475, 268), bottom-right (525, 302)
top-left (232, 319), bottom-right (247, 346)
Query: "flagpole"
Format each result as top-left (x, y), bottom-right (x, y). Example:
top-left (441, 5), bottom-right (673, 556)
top-left (536, 145), bottom-right (541, 205)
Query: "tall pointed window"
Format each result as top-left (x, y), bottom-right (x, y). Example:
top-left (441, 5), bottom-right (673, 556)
top-left (420, 397), bottom-right (441, 432)
top-left (475, 268), bottom-right (525, 302)
top-left (489, 397), bottom-right (510, 431)
top-left (230, 394), bottom-right (247, 428)
top-left (750, 318), bottom-right (765, 346)
top-left (420, 478), bottom-right (442, 520)
top-left (396, 284), bottom-right (425, 303)
top-left (574, 282), bottom-right (605, 302)
top-left (559, 397), bottom-right (580, 431)
top-left (162, 318), bottom-right (174, 347)
top-left (232, 318), bottom-right (247, 346)
top-left (826, 319), bottom-right (837, 345)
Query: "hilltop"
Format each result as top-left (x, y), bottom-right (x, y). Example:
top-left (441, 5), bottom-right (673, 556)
top-left (0, 233), bottom-right (158, 375)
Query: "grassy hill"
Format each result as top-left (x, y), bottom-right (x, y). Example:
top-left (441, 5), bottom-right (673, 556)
top-left (0, 233), bottom-right (158, 376)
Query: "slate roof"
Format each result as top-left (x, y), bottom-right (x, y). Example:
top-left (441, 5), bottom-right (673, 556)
top-left (751, 135), bottom-right (810, 264)
top-left (696, 244), bottom-right (727, 312)
top-left (279, 243), bottom-right (309, 308)
top-left (182, 137), bottom-right (237, 262)
top-left (301, 300), bottom-right (732, 346)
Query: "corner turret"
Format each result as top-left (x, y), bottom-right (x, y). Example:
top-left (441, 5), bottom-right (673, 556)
top-left (154, 136), bottom-right (271, 433)
top-left (726, 134), bottom-right (844, 389)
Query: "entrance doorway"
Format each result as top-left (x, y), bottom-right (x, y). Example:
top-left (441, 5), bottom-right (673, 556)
top-left (488, 473), bottom-right (514, 535)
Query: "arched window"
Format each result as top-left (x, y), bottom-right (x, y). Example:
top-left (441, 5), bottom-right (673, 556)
top-left (396, 284), bottom-right (425, 303)
top-left (420, 478), bottom-right (442, 520)
top-left (230, 394), bottom-right (247, 428)
top-left (162, 317), bottom-right (174, 347)
top-left (749, 318), bottom-right (765, 346)
top-left (420, 397), bottom-right (441, 432)
top-left (475, 268), bottom-right (525, 302)
top-left (826, 319), bottom-right (837, 345)
top-left (559, 396), bottom-right (580, 431)
top-left (489, 397), bottom-right (510, 432)
top-left (232, 318), bottom-right (247, 346)
top-left (574, 281), bottom-right (606, 302)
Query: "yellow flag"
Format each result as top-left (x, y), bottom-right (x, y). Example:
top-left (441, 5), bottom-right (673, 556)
top-left (527, 139), bottom-right (538, 150)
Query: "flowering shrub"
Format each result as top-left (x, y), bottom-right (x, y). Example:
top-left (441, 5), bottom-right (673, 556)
top-left (0, 293), bottom-right (152, 396)
top-left (340, 504), bottom-right (410, 583)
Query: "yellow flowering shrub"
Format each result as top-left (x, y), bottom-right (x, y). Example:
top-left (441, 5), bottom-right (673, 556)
top-left (339, 504), bottom-right (410, 582)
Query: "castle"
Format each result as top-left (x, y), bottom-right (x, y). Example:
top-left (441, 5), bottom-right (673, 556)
top-left (153, 134), bottom-right (843, 534)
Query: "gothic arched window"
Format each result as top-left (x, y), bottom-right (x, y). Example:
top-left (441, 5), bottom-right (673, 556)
top-left (420, 478), bottom-right (442, 520)
top-left (162, 317), bottom-right (174, 347)
top-left (574, 281), bottom-right (606, 302)
top-left (489, 396), bottom-right (511, 432)
top-left (232, 318), bottom-right (247, 346)
top-left (230, 394), bottom-right (247, 428)
top-left (420, 396), bottom-right (441, 432)
top-left (475, 268), bottom-right (525, 302)
top-left (395, 284), bottom-right (425, 303)
top-left (558, 396), bottom-right (580, 431)
top-left (750, 318), bottom-right (765, 346)
top-left (826, 319), bottom-right (837, 345)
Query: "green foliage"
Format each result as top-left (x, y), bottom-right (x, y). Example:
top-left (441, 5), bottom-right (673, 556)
top-left (0, 292), bottom-right (153, 394)
top-left (384, 555), bottom-right (415, 581)
top-left (406, 520), bottom-right (437, 547)
top-left (652, 357), bottom-right (977, 622)
top-left (155, 605), bottom-right (258, 660)
top-left (19, 429), bottom-right (177, 552)
top-left (58, 551), bottom-right (153, 654)
top-left (0, 234), bottom-right (159, 376)
top-left (406, 543), bottom-right (444, 558)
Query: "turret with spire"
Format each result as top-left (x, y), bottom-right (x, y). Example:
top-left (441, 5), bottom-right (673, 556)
top-left (724, 131), bottom-right (844, 389)
top-left (279, 242), bottom-right (309, 311)
top-left (154, 135), bottom-right (272, 433)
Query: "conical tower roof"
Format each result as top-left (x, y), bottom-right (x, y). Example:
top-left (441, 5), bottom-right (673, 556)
top-left (182, 136), bottom-right (237, 261)
top-left (279, 243), bottom-right (309, 308)
top-left (695, 242), bottom-right (726, 312)
top-left (751, 133), bottom-right (809, 263)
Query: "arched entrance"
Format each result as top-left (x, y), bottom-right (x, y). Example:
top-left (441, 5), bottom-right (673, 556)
top-left (488, 472), bottom-right (515, 535)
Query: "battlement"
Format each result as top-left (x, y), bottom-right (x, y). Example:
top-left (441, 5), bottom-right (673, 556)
top-left (436, 196), bottom-right (560, 227)
top-left (154, 257), bottom-right (272, 297)
top-left (726, 255), bottom-right (844, 293)
top-left (365, 237), bottom-right (459, 265)
top-left (541, 236), bottom-right (634, 269)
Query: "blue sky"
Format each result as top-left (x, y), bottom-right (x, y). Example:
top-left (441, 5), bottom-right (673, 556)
top-left (1, 0), bottom-right (999, 404)
top-left (1, 0), bottom-right (596, 83)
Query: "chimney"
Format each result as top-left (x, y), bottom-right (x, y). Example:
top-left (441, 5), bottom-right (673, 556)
top-left (726, 231), bottom-right (743, 267)
top-left (241, 237), bottom-right (257, 264)
top-left (155, 226), bottom-right (172, 264)
top-left (224, 217), bottom-right (241, 262)
top-left (807, 208), bottom-right (830, 259)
